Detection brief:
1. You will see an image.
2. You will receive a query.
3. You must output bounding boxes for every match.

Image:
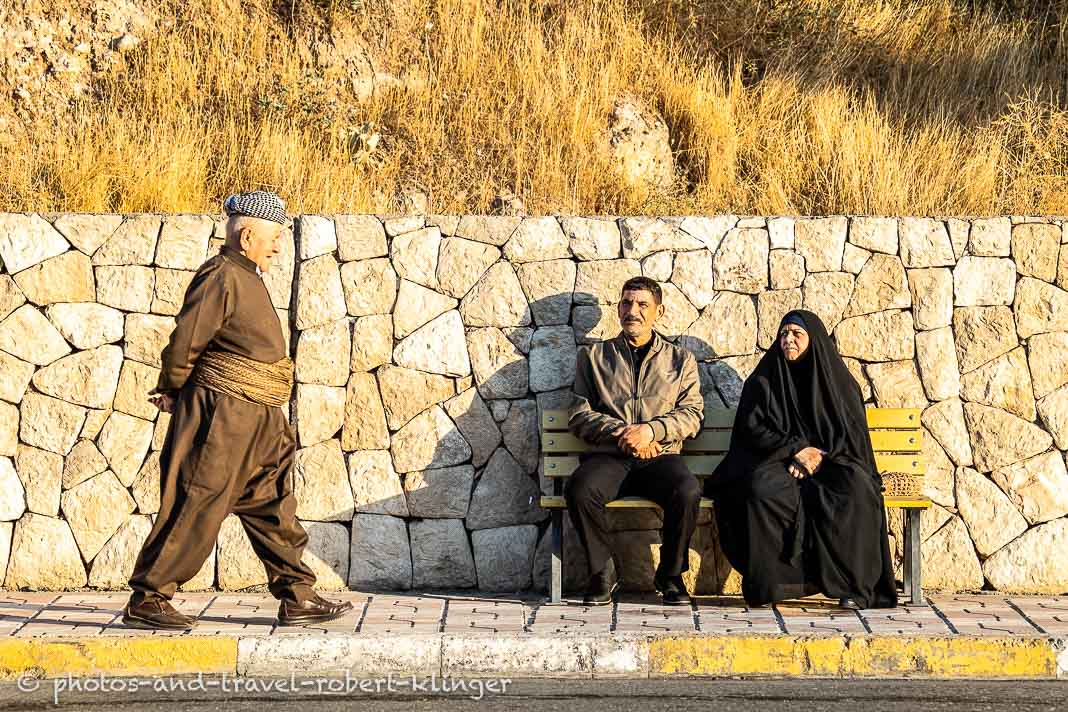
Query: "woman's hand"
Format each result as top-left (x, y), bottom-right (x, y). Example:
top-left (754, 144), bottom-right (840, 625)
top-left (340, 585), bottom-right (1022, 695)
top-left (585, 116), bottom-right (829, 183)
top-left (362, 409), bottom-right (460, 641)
top-left (793, 447), bottom-right (825, 478)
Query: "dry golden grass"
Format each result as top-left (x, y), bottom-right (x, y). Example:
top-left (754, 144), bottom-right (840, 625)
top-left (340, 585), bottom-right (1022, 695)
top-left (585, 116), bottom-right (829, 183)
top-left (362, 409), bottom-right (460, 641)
top-left (3, 0), bottom-right (1066, 214)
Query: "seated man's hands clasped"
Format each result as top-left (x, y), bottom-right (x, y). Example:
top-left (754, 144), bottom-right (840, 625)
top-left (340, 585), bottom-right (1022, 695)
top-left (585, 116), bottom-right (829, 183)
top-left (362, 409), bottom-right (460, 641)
top-left (617, 423), bottom-right (661, 460)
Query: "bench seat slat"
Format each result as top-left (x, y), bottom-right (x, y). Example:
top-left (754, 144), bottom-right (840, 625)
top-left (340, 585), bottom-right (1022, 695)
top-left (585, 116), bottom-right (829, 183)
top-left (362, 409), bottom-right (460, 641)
top-left (542, 408), bottom-right (922, 431)
top-left (539, 495), bottom-right (715, 509)
top-left (542, 453), bottom-right (926, 477)
top-left (542, 429), bottom-right (921, 454)
top-left (539, 495), bottom-right (930, 510)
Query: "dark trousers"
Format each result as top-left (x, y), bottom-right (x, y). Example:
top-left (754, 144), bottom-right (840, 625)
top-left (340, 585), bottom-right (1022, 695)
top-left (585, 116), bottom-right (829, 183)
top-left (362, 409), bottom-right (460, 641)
top-left (565, 453), bottom-right (701, 578)
top-left (129, 384), bottom-right (317, 603)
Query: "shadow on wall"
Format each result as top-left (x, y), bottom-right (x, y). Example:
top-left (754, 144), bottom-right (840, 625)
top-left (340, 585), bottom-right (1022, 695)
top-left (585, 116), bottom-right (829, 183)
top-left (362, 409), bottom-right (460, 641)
top-left (523, 293), bottom-right (749, 596)
top-left (285, 290), bottom-right (754, 598)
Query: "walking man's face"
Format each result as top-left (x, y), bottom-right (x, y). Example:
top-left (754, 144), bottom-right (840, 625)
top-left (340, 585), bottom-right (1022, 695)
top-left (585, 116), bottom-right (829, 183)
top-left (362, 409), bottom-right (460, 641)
top-left (617, 288), bottom-right (663, 343)
top-left (230, 217), bottom-right (285, 273)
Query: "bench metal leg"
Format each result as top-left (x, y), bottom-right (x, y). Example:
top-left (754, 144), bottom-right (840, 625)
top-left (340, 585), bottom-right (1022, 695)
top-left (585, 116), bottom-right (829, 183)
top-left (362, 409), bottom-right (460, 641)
top-left (550, 509), bottom-right (563, 604)
top-left (902, 508), bottom-right (922, 605)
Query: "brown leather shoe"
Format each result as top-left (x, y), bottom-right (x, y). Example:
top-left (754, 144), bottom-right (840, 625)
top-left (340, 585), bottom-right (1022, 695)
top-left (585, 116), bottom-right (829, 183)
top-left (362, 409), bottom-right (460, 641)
top-left (277, 594), bottom-right (355, 626)
top-left (122, 597), bottom-right (197, 630)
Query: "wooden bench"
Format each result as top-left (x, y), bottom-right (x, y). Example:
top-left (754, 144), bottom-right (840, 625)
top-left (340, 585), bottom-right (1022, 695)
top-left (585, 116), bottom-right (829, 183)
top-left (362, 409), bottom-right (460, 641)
top-left (539, 408), bottom-right (929, 605)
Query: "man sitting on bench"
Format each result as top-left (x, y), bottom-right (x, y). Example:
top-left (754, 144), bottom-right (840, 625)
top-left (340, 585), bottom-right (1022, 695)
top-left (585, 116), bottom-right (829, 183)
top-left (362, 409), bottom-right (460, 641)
top-left (566, 277), bottom-right (704, 606)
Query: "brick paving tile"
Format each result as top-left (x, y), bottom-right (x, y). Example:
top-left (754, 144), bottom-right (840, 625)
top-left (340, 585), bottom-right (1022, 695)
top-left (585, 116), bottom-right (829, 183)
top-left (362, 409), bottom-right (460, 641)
top-left (443, 625), bottom-right (530, 634)
top-left (859, 605), bottom-right (953, 635)
top-left (615, 597), bottom-right (696, 633)
top-left (696, 612), bottom-right (783, 634)
top-left (0, 594), bottom-right (62, 605)
top-left (444, 605), bottom-right (528, 633)
top-left (616, 596), bottom-right (694, 614)
top-left (443, 619), bottom-right (527, 633)
top-left (99, 626), bottom-right (190, 637)
top-left (700, 624), bottom-right (785, 634)
top-left (689, 597), bottom-right (779, 633)
top-left (525, 603), bottom-right (613, 634)
top-left (16, 595), bottom-right (122, 637)
top-left (358, 622), bottom-right (443, 633)
top-left (778, 618), bottom-right (866, 635)
top-left (17, 624), bottom-right (106, 637)
top-left (358, 595), bottom-right (445, 633)
top-left (775, 602), bottom-right (866, 635)
top-left (615, 621), bottom-right (697, 633)
top-left (0, 598), bottom-right (51, 635)
top-left (190, 595), bottom-right (278, 635)
top-left (928, 595), bottom-right (1044, 636)
top-left (1007, 597), bottom-right (1068, 635)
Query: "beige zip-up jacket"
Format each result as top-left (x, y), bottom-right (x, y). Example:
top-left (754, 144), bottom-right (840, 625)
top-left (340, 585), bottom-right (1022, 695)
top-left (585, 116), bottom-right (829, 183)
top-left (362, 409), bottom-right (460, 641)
top-left (568, 331), bottom-right (704, 455)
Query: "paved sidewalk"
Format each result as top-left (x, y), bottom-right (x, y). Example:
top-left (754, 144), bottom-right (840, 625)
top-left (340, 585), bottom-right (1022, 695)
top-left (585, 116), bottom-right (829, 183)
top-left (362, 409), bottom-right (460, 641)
top-left (0, 591), bottom-right (1065, 680)
top-left (1, 591), bottom-right (1066, 637)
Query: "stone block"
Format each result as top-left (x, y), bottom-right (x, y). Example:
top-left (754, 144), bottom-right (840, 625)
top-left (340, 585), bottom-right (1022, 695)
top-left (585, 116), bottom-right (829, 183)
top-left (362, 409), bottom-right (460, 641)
top-left (13, 250), bottom-right (95, 305)
top-left (296, 254), bottom-right (347, 330)
top-left (0, 304), bottom-right (71, 366)
top-left (295, 318), bottom-right (351, 386)
top-left (5, 513), bottom-right (86, 589)
top-left (503, 217), bottom-right (569, 263)
top-left (349, 513), bottom-right (412, 589)
top-left (0, 213), bottom-right (70, 273)
top-left (410, 518), bottom-right (476, 589)
top-left (94, 265), bottom-right (155, 312)
top-left (561, 217), bottom-right (621, 260)
top-left (516, 260), bottom-right (575, 326)
top-left (155, 215), bottom-right (213, 270)
top-left (92, 215), bottom-right (160, 266)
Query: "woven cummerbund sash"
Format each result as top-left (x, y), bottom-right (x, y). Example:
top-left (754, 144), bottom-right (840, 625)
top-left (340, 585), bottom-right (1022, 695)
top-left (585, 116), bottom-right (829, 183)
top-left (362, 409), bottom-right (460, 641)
top-left (191, 350), bottom-right (294, 407)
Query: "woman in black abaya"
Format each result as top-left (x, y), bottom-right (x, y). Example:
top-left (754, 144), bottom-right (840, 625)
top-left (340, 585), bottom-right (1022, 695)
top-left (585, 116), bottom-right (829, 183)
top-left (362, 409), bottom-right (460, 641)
top-left (708, 309), bottom-right (897, 610)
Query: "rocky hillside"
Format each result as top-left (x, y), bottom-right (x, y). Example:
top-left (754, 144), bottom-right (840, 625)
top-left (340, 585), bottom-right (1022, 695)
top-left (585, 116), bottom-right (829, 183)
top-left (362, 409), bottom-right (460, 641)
top-left (2, 0), bottom-right (1066, 214)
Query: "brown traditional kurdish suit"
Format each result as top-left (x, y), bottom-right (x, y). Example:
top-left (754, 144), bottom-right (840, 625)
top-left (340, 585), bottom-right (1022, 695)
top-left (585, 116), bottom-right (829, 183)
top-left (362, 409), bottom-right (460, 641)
top-left (129, 246), bottom-right (317, 603)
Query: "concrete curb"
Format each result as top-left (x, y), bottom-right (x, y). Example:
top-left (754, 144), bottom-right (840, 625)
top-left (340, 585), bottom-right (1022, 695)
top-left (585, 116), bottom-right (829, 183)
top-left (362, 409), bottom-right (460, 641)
top-left (2, 634), bottom-right (1066, 680)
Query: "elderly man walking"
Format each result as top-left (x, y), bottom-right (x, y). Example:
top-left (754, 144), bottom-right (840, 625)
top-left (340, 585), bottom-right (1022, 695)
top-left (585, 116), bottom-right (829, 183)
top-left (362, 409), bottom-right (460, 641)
top-left (123, 192), bottom-right (353, 630)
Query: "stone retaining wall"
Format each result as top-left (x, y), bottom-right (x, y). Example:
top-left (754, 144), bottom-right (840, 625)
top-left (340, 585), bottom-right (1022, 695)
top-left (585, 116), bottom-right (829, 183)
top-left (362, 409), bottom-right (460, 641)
top-left (1, 213), bottom-right (1067, 594)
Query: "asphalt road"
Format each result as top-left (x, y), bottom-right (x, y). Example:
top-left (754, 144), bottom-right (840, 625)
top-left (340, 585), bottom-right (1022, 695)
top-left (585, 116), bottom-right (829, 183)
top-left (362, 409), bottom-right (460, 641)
top-left (0, 677), bottom-right (1065, 711)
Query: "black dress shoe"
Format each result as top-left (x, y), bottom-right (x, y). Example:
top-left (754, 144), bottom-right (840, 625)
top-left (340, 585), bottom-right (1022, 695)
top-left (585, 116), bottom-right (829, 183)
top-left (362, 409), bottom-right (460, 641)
top-left (583, 559), bottom-right (619, 607)
top-left (122, 597), bottom-right (198, 630)
top-left (653, 573), bottom-right (691, 606)
top-left (277, 594), bottom-right (355, 626)
top-left (838, 597), bottom-right (862, 611)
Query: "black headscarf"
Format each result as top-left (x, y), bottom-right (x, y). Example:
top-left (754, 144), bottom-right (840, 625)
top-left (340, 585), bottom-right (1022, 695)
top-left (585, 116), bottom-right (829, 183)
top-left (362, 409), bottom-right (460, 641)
top-left (710, 309), bottom-right (879, 490)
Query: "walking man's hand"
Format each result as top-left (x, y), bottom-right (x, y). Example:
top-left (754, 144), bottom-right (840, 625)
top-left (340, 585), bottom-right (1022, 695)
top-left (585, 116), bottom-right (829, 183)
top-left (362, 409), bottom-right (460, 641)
top-left (149, 392), bottom-right (176, 413)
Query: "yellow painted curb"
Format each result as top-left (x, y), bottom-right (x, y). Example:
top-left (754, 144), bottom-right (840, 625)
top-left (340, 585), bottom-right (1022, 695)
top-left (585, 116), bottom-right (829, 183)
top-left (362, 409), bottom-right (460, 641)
top-left (847, 637), bottom-right (1058, 678)
top-left (649, 636), bottom-right (849, 676)
top-left (648, 636), bottom-right (1060, 678)
top-left (0, 637), bottom-right (238, 679)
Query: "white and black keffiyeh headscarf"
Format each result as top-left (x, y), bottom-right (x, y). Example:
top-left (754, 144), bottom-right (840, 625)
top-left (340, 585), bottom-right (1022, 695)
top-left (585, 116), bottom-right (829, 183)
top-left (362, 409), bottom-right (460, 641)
top-left (223, 191), bottom-right (288, 224)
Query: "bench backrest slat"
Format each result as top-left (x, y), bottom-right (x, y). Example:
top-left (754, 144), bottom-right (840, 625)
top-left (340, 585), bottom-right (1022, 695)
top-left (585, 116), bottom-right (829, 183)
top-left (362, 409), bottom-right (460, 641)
top-left (541, 408), bottom-right (924, 475)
